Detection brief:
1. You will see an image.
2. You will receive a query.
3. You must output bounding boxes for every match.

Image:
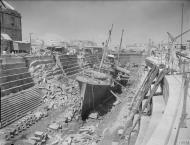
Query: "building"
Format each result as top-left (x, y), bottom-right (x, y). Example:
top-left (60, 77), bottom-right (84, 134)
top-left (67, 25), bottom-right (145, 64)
top-left (70, 40), bottom-right (97, 49)
top-left (0, 0), bottom-right (22, 41)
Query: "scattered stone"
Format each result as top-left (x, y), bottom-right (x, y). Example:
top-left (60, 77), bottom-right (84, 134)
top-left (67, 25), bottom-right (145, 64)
top-left (22, 139), bottom-right (36, 145)
top-left (34, 112), bottom-right (43, 121)
top-left (50, 95), bottom-right (56, 99)
top-left (34, 131), bottom-right (44, 137)
top-left (49, 123), bottom-right (60, 130)
top-left (50, 139), bottom-right (59, 145)
top-left (91, 142), bottom-right (98, 145)
top-left (79, 125), bottom-right (95, 135)
top-left (42, 95), bottom-right (47, 99)
top-left (48, 103), bottom-right (54, 110)
top-left (113, 100), bottom-right (121, 106)
top-left (30, 136), bottom-right (41, 141)
top-left (89, 112), bottom-right (98, 119)
top-left (62, 136), bottom-right (72, 145)
top-left (117, 129), bottom-right (124, 136)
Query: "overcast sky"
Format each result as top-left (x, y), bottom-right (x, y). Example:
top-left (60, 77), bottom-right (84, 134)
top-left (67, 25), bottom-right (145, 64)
top-left (8, 0), bottom-right (190, 46)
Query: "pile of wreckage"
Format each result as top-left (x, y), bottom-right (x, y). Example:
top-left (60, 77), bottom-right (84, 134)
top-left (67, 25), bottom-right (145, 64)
top-left (20, 124), bottom-right (100, 145)
top-left (0, 61), bottom-right (83, 143)
top-left (24, 62), bottom-right (100, 144)
top-left (47, 125), bottom-right (100, 145)
top-left (29, 61), bottom-right (82, 123)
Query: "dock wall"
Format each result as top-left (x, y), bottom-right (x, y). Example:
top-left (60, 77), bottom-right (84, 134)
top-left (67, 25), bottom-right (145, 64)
top-left (0, 56), bottom-right (41, 128)
top-left (0, 53), bottom-right (102, 128)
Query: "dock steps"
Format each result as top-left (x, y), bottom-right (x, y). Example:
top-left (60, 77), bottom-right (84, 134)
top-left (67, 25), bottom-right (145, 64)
top-left (0, 87), bottom-right (42, 128)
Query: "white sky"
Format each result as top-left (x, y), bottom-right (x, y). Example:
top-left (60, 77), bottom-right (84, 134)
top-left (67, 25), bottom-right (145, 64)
top-left (8, 0), bottom-right (190, 46)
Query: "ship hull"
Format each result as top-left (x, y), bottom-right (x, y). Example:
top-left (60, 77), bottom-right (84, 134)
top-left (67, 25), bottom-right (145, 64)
top-left (76, 76), bottom-right (111, 120)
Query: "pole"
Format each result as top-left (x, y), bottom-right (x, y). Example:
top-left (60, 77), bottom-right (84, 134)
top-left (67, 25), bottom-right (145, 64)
top-left (117, 29), bottom-right (124, 66)
top-left (0, 12), bottom-right (1, 56)
top-left (99, 24), bottom-right (113, 71)
top-left (161, 42), bottom-right (162, 64)
top-left (180, 3), bottom-right (184, 50)
top-left (29, 33), bottom-right (33, 54)
top-left (0, 5), bottom-right (2, 56)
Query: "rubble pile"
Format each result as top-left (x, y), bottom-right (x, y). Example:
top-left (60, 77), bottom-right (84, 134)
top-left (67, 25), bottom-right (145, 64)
top-left (47, 125), bottom-right (100, 145)
top-left (31, 49), bottom-right (53, 57)
top-left (29, 61), bottom-right (82, 123)
top-left (0, 109), bottom-right (48, 141)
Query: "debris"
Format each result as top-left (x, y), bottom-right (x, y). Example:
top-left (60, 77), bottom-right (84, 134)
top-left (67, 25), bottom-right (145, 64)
top-left (62, 136), bottom-right (72, 145)
top-left (113, 100), bottom-right (121, 106)
top-left (22, 139), bottom-right (36, 145)
top-left (89, 112), bottom-right (98, 119)
top-left (30, 131), bottom-right (48, 144)
top-left (79, 125), bottom-right (95, 135)
top-left (92, 142), bottom-right (98, 145)
top-left (48, 102), bottom-right (54, 110)
top-left (34, 131), bottom-right (44, 137)
top-left (117, 129), bottom-right (124, 136)
top-left (50, 139), bottom-right (59, 145)
top-left (112, 141), bottom-right (119, 145)
top-left (48, 123), bottom-right (60, 130)
top-left (34, 111), bottom-right (43, 121)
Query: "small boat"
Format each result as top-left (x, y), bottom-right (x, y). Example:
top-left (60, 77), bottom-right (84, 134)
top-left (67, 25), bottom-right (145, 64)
top-left (76, 70), bottom-right (112, 120)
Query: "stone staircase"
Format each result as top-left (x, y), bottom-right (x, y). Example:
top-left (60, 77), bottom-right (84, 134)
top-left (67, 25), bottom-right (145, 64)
top-left (0, 56), bottom-right (42, 128)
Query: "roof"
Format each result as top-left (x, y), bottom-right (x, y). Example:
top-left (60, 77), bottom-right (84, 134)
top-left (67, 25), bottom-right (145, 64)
top-left (1, 33), bottom-right (12, 40)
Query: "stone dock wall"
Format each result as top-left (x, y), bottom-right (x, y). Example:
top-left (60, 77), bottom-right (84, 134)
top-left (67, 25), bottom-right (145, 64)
top-left (0, 53), bottom-right (102, 128)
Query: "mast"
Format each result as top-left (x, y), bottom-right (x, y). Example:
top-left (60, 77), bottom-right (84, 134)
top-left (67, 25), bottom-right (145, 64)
top-left (99, 24), bottom-right (113, 71)
top-left (180, 3), bottom-right (184, 50)
top-left (117, 29), bottom-right (124, 65)
top-left (0, 11), bottom-right (1, 56)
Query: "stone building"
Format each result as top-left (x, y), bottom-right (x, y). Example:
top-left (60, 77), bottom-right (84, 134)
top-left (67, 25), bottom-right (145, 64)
top-left (0, 0), bottom-right (22, 41)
